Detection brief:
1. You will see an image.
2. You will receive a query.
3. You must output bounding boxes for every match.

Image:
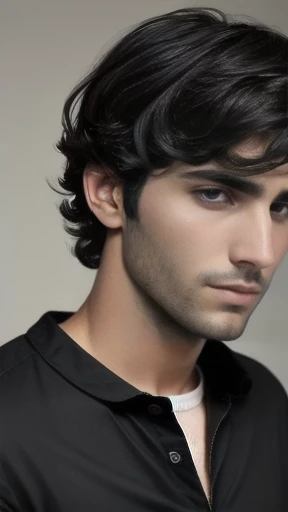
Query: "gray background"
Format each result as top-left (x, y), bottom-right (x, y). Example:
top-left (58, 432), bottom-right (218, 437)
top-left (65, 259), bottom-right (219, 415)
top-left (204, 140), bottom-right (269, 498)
top-left (1, 1), bottom-right (287, 392)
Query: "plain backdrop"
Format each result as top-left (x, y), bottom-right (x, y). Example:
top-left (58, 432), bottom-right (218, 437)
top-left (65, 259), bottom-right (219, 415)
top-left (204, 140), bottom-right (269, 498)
top-left (1, 0), bottom-right (288, 392)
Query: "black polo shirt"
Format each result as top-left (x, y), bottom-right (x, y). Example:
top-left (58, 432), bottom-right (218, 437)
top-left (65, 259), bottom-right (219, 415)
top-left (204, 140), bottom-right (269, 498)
top-left (0, 311), bottom-right (287, 512)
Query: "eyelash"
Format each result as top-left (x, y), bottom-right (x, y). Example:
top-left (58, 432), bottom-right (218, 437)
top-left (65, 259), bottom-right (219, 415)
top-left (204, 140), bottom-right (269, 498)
top-left (193, 187), bottom-right (288, 219)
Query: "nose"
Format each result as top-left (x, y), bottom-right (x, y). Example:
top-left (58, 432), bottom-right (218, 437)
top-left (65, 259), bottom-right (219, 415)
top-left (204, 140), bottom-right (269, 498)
top-left (230, 208), bottom-right (276, 270)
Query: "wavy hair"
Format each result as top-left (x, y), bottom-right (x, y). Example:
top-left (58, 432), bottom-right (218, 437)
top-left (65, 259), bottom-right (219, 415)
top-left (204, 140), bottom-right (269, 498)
top-left (48, 7), bottom-right (288, 269)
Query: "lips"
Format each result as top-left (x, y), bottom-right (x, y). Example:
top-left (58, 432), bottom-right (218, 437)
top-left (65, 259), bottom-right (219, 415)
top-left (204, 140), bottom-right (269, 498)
top-left (211, 285), bottom-right (261, 294)
top-left (209, 286), bottom-right (260, 305)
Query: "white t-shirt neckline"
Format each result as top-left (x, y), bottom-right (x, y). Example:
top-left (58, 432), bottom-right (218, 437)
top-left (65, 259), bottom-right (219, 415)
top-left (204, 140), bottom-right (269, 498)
top-left (167, 365), bottom-right (204, 412)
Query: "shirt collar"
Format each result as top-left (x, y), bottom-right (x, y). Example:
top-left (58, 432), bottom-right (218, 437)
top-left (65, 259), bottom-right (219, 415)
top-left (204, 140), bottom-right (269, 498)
top-left (25, 310), bottom-right (252, 403)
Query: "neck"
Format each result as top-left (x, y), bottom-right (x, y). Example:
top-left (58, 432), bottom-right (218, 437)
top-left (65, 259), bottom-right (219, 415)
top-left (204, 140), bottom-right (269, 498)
top-left (58, 247), bottom-right (206, 396)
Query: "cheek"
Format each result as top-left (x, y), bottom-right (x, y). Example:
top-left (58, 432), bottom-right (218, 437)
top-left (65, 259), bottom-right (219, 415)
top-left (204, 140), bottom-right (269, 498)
top-left (271, 235), bottom-right (288, 271)
top-left (139, 189), bottom-right (226, 260)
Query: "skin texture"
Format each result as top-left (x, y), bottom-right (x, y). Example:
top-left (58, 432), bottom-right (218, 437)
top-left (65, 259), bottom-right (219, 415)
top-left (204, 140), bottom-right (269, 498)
top-left (58, 138), bottom-right (288, 396)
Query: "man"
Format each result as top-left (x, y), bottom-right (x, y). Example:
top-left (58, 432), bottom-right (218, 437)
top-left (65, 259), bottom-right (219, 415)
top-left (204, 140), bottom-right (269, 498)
top-left (1, 6), bottom-right (288, 512)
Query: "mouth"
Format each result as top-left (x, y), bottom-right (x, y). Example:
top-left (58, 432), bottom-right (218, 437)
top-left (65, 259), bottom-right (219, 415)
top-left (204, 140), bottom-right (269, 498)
top-left (209, 286), bottom-right (259, 305)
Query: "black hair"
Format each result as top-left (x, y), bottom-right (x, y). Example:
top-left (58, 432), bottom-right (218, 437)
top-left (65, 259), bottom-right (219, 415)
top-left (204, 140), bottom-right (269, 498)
top-left (48, 7), bottom-right (288, 269)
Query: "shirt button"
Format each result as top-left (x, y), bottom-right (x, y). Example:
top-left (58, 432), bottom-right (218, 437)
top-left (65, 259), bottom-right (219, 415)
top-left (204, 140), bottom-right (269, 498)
top-left (169, 451), bottom-right (182, 464)
top-left (148, 404), bottom-right (163, 416)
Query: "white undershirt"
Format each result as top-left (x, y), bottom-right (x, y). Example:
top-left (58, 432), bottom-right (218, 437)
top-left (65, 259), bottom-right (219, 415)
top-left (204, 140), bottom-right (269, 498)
top-left (167, 365), bottom-right (204, 412)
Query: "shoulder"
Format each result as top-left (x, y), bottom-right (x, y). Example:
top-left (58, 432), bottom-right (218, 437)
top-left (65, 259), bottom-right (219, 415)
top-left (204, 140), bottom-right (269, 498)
top-left (232, 348), bottom-right (288, 404)
top-left (0, 334), bottom-right (35, 381)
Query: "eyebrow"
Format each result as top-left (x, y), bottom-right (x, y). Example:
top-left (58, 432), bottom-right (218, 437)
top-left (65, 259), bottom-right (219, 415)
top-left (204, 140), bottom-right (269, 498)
top-left (178, 169), bottom-right (288, 202)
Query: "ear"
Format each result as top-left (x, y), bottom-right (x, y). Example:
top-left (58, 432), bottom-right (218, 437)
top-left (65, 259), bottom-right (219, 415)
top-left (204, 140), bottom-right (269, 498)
top-left (83, 166), bottom-right (124, 229)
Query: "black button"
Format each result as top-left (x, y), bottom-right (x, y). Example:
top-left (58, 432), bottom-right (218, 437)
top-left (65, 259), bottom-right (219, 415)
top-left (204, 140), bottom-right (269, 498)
top-left (148, 404), bottom-right (163, 416)
top-left (169, 451), bottom-right (182, 464)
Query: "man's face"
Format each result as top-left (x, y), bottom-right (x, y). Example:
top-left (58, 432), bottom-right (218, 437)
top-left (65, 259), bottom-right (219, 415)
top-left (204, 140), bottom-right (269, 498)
top-left (121, 141), bottom-right (288, 342)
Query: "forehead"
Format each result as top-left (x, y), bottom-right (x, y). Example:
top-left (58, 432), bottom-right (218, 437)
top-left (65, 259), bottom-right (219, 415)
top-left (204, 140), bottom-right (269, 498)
top-left (233, 136), bottom-right (288, 177)
top-left (233, 135), bottom-right (270, 158)
top-left (152, 133), bottom-right (288, 179)
top-left (149, 133), bottom-right (288, 188)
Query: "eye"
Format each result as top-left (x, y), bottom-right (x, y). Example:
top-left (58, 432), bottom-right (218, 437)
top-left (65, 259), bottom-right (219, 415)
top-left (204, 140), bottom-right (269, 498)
top-left (192, 188), bottom-right (232, 204)
top-left (192, 187), bottom-right (288, 219)
top-left (271, 203), bottom-right (288, 218)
